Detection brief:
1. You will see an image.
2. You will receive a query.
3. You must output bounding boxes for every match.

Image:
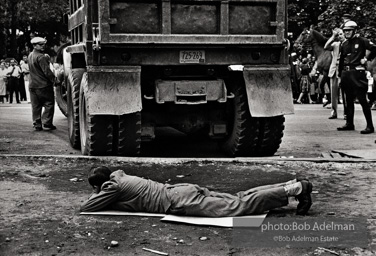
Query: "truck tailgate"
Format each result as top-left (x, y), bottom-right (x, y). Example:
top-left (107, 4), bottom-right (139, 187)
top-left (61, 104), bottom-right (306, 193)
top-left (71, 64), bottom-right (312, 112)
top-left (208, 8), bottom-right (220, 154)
top-left (99, 0), bottom-right (286, 44)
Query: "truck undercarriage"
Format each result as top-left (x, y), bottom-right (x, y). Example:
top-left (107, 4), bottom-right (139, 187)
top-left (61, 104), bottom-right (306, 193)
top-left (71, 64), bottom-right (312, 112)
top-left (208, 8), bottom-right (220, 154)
top-left (57, 0), bottom-right (293, 157)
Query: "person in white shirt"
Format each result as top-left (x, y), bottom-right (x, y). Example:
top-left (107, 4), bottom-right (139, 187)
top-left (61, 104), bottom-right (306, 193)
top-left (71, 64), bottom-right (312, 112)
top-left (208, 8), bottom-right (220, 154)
top-left (324, 28), bottom-right (346, 119)
top-left (6, 59), bottom-right (22, 104)
top-left (0, 61), bottom-right (8, 103)
top-left (20, 55), bottom-right (31, 103)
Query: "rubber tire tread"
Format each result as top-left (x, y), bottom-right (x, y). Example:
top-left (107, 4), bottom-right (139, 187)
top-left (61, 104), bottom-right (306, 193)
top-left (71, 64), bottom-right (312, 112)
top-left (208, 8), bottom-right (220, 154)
top-left (255, 116), bottom-right (285, 156)
top-left (54, 43), bottom-right (71, 117)
top-left (116, 112), bottom-right (141, 156)
top-left (222, 74), bottom-right (285, 157)
top-left (68, 68), bottom-right (85, 149)
top-left (55, 83), bottom-right (68, 117)
top-left (222, 81), bottom-right (259, 157)
top-left (79, 73), bottom-right (113, 156)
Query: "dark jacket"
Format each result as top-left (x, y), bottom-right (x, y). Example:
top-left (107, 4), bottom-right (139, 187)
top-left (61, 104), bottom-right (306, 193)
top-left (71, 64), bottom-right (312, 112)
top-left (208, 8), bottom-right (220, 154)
top-left (28, 49), bottom-right (55, 89)
top-left (339, 35), bottom-right (376, 73)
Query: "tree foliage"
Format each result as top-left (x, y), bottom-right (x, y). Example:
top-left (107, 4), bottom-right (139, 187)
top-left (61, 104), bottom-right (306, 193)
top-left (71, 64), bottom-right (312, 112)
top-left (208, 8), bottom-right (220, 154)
top-left (289, 0), bottom-right (376, 41)
top-left (0, 0), bottom-right (68, 59)
top-left (318, 0), bottom-right (376, 39)
top-left (1, 0), bottom-right (375, 60)
top-left (288, 0), bottom-right (329, 38)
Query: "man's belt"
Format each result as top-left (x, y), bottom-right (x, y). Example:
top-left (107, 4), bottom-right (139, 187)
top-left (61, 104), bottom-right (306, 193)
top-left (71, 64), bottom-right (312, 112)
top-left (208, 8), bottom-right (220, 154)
top-left (343, 65), bottom-right (365, 71)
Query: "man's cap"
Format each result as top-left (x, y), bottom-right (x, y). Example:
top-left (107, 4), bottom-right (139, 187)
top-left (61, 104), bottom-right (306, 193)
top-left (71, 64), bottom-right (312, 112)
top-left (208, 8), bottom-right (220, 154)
top-left (342, 13), bottom-right (351, 19)
top-left (343, 20), bottom-right (357, 30)
top-left (30, 37), bottom-right (47, 44)
top-left (9, 59), bottom-right (17, 64)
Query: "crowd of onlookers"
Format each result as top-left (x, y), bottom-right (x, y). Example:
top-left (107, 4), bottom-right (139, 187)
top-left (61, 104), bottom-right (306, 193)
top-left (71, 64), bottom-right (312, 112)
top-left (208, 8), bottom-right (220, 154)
top-left (0, 56), bottom-right (30, 104)
top-left (290, 51), bottom-right (376, 110)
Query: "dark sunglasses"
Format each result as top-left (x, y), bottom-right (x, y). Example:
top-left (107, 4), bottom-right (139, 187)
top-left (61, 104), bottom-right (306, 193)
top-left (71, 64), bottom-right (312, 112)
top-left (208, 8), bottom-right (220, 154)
top-left (37, 43), bottom-right (46, 46)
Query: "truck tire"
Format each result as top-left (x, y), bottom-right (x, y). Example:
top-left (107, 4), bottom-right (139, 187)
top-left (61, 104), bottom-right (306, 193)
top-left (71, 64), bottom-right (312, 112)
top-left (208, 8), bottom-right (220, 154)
top-left (54, 43), bottom-right (71, 117)
top-left (222, 82), bottom-right (285, 157)
top-left (256, 116), bottom-right (285, 156)
top-left (55, 82), bottom-right (68, 117)
top-left (222, 84), bottom-right (259, 156)
top-left (115, 113), bottom-right (141, 156)
top-left (79, 73), bottom-right (113, 156)
top-left (67, 68), bottom-right (85, 149)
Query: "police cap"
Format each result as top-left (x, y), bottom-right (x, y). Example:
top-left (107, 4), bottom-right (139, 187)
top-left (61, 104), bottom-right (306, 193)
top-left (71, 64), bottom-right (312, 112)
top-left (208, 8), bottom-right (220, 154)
top-left (343, 21), bottom-right (357, 30)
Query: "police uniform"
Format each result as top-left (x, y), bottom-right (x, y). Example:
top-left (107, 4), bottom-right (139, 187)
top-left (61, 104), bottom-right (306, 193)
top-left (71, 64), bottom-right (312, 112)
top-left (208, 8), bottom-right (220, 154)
top-left (338, 22), bottom-right (376, 133)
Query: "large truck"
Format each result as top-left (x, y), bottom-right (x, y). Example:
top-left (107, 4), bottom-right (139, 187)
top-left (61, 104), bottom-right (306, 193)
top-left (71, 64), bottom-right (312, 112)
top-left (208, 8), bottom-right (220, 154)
top-left (57, 0), bottom-right (294, 157)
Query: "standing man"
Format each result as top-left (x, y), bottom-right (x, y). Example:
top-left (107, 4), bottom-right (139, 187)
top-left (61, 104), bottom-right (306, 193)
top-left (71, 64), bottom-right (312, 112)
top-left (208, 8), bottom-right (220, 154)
top-left (337, 21), bottom-right (376, 134)
top-left (20, 55), bottom-right (31, 103)
top-left (28, 37), bottom-right (57, 131)
top-left (324, 28), bottom-right (346, 119)
top-left (6, 59), bottom-right (22, 104)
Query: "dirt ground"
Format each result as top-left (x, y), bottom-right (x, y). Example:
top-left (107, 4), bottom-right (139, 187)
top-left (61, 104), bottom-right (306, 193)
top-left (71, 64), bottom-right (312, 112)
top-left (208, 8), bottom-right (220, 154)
top-left (1, 156), bottom-right (375, 256)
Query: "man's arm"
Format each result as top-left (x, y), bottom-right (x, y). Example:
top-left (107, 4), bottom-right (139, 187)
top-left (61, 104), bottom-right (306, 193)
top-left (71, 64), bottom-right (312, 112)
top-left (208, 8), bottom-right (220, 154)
top-left (80, 181), bottom-right (120, 212)
top-left (37, 55), bottom-right (56, 84)
top-left (364, 40), bottom-right (376, 62)
top-left (324, 30), bottom-right (339, 51)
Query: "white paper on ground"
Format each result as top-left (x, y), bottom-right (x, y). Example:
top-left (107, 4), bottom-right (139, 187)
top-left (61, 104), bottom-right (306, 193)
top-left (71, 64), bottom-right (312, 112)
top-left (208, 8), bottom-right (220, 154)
top-left (161, 213), bottom-right (267, 227)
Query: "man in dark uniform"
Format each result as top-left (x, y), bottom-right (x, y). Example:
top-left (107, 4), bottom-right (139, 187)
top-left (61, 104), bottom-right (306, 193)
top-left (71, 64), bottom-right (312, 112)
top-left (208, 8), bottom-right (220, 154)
top-left (28, 37), bottom-right (56, 131)
top-left (337, 21), bottom-right (376, 134)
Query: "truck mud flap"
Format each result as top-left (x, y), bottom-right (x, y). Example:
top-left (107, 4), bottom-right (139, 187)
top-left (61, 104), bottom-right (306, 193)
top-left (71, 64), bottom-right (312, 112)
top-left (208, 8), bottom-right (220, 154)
top-left (86, 66), bottom-right (142, 115)
top-left (242, 66), bottom-right (294, 117)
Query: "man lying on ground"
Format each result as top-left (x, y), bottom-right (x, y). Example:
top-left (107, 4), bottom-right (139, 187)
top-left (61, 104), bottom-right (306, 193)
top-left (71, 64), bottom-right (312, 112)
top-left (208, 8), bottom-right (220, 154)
top-left (80, 166), bottom-right (313, 216)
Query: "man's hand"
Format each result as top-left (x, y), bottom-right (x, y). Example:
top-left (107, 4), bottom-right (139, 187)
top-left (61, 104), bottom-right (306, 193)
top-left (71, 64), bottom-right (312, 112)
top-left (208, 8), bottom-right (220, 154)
top-left (360, 58), bottom-right (368, 65)
top-left (332, 29), bottom-right (339, 38)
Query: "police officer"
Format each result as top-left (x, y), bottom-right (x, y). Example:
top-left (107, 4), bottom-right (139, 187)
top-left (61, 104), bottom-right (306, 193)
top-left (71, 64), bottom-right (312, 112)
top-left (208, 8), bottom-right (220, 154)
top-left (28, 37), bottom-right (57, 131)
top-left (337, 21), bottom-right (376, 134)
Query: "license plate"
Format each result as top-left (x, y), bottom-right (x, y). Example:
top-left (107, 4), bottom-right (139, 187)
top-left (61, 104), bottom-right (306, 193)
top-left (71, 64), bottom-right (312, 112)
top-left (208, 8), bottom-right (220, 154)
top-left (179, 50), bottom-right (205, 63)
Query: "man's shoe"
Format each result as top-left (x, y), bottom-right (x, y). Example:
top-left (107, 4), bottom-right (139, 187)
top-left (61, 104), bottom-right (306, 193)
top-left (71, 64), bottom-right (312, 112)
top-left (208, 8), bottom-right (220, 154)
top-left (34, 126), bottom-right (43, 131)
top-left (43, 125), bottom-right (56, 130)
top-left (337, 124), bottom-right (355, 131)
top-left (360, 127), bottom-right (374, 134)
top-left (296, 181), bottom-right (313, 215)
top-left (328, 115), bottom-right (337, 119)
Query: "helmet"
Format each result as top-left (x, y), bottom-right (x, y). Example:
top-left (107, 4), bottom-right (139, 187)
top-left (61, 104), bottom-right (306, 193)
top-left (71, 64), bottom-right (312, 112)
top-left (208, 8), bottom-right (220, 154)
top-left (343, 21), bottom-right (357, 30)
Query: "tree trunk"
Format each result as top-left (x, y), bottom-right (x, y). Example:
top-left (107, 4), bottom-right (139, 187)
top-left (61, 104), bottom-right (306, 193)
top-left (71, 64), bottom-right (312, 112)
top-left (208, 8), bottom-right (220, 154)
top-left (9, 0), bottom-right (18, 58)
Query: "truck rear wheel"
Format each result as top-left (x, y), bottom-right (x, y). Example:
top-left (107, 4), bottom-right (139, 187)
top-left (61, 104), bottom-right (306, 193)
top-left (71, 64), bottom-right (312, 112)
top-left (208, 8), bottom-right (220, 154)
top-left (55, 81), bottom-right (68, 117)
top-left (54, 43), bottom-right (71, 117)
top-left (115, 113), bottom-right (141, 156)
top-left (67, 68), bottom-right (85, 149)
top-left (222, 81), bottom-right (285, 157)
top-left (79, 73), bottom-right (113, 156)
top-left (256, 116), bottom-right (285, 156)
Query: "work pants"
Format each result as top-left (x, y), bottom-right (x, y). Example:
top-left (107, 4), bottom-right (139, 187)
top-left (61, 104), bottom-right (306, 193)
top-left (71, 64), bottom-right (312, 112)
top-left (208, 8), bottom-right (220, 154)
top-left (341, 70), bottom-right (373, 128)
top-left (167, 182), bottom-right (288, 217)
top-left (29, 86), bottom-right (55, 127)
top-left (8, 77), bottom-right (20, 103)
